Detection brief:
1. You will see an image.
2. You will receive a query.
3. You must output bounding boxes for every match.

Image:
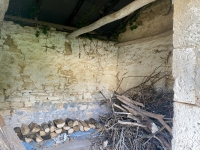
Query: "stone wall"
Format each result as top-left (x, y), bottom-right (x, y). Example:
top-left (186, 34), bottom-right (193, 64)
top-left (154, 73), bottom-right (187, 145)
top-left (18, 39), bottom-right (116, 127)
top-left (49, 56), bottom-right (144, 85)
top-left (172, 0), bottom-right (200, 149)
top-left (0, 9), bottom-right (173, 127)
top-left (0, 21), bottom-right (117, 125)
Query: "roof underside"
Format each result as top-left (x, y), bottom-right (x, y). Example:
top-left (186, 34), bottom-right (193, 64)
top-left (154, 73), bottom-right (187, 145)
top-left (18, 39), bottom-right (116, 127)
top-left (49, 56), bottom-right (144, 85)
top-left (5, 0), bottom-right (135, 39)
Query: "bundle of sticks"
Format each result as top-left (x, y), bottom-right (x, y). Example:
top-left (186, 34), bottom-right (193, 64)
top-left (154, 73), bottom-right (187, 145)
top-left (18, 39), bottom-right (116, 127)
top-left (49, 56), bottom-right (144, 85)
top-left (93, 90), bottom-right (173, 150)
top-left (14, 118), bottom-right (101, 143)
top-left (92, 68), bottom-right (173, 150)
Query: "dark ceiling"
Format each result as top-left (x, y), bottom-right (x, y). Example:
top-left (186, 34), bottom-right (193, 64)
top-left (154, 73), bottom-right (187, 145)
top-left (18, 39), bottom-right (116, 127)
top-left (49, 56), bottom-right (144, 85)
top-left (5, 0), bottom-right (135, 39)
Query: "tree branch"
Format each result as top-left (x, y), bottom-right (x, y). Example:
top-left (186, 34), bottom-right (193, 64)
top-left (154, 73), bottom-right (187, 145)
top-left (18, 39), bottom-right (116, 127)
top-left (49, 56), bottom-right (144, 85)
top-left (66, 0), bottom-right (156, 39)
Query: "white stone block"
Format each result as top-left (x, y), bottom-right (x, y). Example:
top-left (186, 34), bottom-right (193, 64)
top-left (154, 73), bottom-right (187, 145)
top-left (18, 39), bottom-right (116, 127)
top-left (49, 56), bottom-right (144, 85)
top-left (84, 92), bottom-right (92, 99)
top-left (172, 102), bottom-right (200, 150)
top-left (79, 105), bottom-right (87, 110)
top-left (67, 106), bottom-right (78, 112)
top-left (47, 96), bottom-right (60, 101)
top-left (10, 102), bottom-right (24, 108)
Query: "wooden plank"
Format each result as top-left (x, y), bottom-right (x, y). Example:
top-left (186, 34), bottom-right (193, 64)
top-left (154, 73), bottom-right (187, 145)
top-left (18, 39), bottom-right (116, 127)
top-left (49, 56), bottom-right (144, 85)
top-left (4, 15), bottom-right (96, 34)
top-left (66, 0), bottom-right (85, 25)
top-left (0, 114), bottom-right (26, 150)
top-left (0, 114), bottom-right (6, 127)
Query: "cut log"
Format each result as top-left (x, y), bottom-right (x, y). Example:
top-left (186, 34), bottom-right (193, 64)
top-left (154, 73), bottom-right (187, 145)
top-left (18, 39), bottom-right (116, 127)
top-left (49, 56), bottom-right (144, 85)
top-left (21, 124), bottom-right (30, 135)
top-left (80, 121), bottom-right (90, 131)
top-left (48, 121), bottom-right (56, 132)
top-left (25, 132), bottom-right (36, 139)
top-left (73, 120), bottom-right (79, 127)
top-left (29, 122), bottom-right (40, 133)
top-left (55, 128), bottom-right (62, 134)
top-left (17, 132), bottom-right (25, 142)
top-left (88, 123), bottom-right (96, 129)
top-left (14, 127), bottom-right (21, 133)
top-left (73, 125), bottom-right (80, 132)
top-left (79, 121), bottom-right (84, 131)
top-left (25, 137), bottom-right (32, 143)
top-left (36, 135), bottom-right (43, 143)
top-left (66, 118), bottom-right (74, 128)
top-left (95, 123), bottom-right (102, 129)
top-left (68, 128), bottom-right (74, 134)
top-left (63, 125), bottom-right (71, 130)
top-left (39, 130), bottom-right (46, 137)
top-left (41, 122), bottom-right (50, 133)
top-left (54, 119), bottom-right (65, 128)
top-left (50, 132), bottom-right (58, 138)
top-left (84, 127), bottom-right (90, 132)
top-left (80, 120), bottom-right (89, 128)
top-left (66, 0), bottom-right (156, 39)
top-left (87, 120), bottom-right (96, 129)
top-left (61, 129), bottom-right (68, 134)
top-left (42, 133), bottom-right (51, 140)
top-left (79, 125), bottom-right (84, 131)
top-left (89, 118), bottom-right (96, 124)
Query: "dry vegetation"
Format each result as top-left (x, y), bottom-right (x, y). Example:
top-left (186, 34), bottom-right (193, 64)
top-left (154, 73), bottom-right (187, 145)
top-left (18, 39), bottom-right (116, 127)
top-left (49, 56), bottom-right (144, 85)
top-left (91, 67), bottom-right (173, 150)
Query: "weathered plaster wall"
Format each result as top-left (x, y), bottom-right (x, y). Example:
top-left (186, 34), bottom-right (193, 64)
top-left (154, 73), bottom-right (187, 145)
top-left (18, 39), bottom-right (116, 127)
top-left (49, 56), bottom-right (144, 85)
top-left (118, 0), bottom-right (173, 42)
top-left (116, 0), bottom-right (173, 92)
top-left (172, 0), bottom-right (200, 149)
top-left (117, 32), bottom-right (173, 92)
top-left (0, 21), bottom-right (117, 125)
top-left (0, 0), bottom-right (9, 29)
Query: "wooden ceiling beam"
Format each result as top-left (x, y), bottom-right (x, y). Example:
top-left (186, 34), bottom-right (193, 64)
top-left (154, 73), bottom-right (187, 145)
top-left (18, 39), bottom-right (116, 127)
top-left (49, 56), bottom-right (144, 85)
top-left (66, 0), bottom-right (85, 25)
top-left (4, 15), bottom-right (96, 34)
top-left (66, 0), bottom-right (156, 39)
top-left (98, 0), bottom-right (120, 19)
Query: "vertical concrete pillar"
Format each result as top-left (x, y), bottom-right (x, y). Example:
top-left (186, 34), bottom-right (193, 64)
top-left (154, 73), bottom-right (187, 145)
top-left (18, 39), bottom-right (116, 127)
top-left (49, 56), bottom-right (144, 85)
top-left (173, 0), bottom-right (200, 149)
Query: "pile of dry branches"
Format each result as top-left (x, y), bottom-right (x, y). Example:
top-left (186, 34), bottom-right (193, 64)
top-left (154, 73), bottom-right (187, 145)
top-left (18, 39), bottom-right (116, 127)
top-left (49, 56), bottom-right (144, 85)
top-left (92, 68), bottom-right (173, 150)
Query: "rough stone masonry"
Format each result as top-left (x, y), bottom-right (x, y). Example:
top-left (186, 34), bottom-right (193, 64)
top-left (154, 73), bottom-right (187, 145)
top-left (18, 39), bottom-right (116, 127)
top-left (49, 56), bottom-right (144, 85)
top-left (172, 0), bottom-right (200, 149)
top-left (0, 0), bottom-right (173, 131)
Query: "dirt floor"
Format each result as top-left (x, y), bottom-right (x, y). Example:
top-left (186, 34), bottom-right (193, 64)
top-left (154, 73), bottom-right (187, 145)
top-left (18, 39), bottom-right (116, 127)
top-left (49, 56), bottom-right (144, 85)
top-left (44, 140), bottom-right (92, 150)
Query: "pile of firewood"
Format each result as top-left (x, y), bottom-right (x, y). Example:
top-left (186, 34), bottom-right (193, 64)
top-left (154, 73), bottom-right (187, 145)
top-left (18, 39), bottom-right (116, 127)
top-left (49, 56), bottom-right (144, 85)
top-left (14, 118), bottom-right (101, 143)
top-left (91, 67), bottom-right (173, 150)
top-left (92, 91), bottom-right (173, 150)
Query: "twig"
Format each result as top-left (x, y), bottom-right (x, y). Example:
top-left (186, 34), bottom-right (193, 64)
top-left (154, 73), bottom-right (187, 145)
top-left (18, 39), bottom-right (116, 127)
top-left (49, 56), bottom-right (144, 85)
top-left (118, 120), bottom-right (146, 128)
top-left (118, 96), bottom-right (172, 134)
top-left (116, 95), bottom-right (145, 107)
top-left (113, 103), bottom-right (127, 112)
